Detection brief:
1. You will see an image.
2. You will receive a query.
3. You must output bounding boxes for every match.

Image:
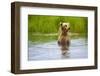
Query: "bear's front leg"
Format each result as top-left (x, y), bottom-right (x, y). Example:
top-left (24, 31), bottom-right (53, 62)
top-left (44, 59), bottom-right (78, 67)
top-left (66, 40), bottom-right (70, 49)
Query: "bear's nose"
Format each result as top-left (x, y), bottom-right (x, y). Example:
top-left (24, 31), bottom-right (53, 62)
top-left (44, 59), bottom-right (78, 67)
top-left (63, 28), bottom-right (68, 32)
top-left (65, 27), bottom-right (67, 30)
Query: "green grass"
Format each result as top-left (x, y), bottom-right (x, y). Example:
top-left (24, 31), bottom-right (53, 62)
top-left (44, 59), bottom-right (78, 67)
top-left (28, 15), bottom-right (88, 42)
top-left (28, 33), bottom-right (57, 43)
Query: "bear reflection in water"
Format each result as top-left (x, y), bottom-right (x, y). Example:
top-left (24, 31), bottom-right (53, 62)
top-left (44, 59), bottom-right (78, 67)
top-left (58, 22), bottom-right (70, 55)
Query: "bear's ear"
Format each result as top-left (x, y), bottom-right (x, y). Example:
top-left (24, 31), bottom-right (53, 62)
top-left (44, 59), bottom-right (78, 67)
top-left (60, 22), bottom-right (62, 26)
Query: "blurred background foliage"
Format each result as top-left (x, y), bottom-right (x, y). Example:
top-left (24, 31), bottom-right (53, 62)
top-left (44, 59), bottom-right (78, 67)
top-left (28, 15), bottom-right (88, 42)
top-left (28, 15), bottom-right (88, 34)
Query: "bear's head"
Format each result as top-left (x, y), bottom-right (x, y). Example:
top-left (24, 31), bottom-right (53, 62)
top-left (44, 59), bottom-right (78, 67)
top-left (60, 22), bottom-right (70, 35)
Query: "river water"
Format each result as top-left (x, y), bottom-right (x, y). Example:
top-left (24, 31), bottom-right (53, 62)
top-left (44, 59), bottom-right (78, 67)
top-left (28, 38), bottom-right (88, 61)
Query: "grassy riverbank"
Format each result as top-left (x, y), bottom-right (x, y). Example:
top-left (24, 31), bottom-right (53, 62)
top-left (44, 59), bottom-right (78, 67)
top-left (28, 15), bottom-right (88, 42)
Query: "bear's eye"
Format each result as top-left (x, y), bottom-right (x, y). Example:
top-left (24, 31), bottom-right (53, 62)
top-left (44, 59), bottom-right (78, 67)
top-left (65, 25), bottom-right (67, 27)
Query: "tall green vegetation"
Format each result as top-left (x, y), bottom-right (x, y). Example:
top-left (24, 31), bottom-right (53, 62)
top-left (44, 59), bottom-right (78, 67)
top-left (28, 15), bottom-right (88, 42)
top-left (28, 15), bottom-right (88, 34)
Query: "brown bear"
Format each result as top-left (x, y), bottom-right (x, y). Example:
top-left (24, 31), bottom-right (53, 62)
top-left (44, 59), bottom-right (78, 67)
top-left (58, 22), bottom-right (70, 55)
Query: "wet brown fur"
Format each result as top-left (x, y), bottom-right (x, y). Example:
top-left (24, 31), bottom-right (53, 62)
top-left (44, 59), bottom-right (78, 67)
top-left (58, 22), bottom-right (70, 55)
